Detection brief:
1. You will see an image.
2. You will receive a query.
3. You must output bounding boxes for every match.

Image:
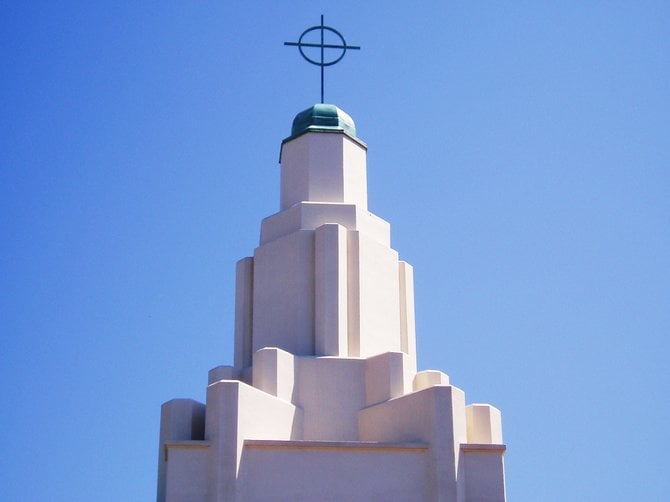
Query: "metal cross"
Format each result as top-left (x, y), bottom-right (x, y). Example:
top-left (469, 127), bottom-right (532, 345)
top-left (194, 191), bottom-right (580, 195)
top-left (284, 15), bottom-right (361, 103)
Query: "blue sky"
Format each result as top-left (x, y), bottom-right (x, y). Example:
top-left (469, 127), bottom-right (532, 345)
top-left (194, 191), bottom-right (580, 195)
top-left (1, 2), bottom-right (668, 501)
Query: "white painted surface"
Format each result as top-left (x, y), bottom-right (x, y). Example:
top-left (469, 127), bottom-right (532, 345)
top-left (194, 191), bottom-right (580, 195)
top-left (252, 347), bottom-right (295, 402)
top-left (365, 351), bottom-right (413, 406)
top-left (238, 441), bottom-right (430, 501)
top-left (315, 223), bottom-right (348, 356)
top-left (399, 260), bottom-right (418, 372)
top-left (204, 380), bottom-right (302, 501)
top-left (280, 132), bottom-right (368, 210)
top-left (244, 130), bottom-right (411, 362)
top-left (164, 443), bottom-right (209, 502)
top-left (413, 369), bottom-right (450, 391)
top-left (207, 365), bottom-right (239, 385)
top-left (158, 123), bottom-right (506, 501)
top-left (233, 257), bottom-right (253, 369)
top-left (347, 230), bottom-right (402, 357)
top-left (252, 229), bottom-right (315, 355)
top-left (260, 201), bottom-right (390, 246)
top-left (461, 444), bottom-right (507, 502)
top-left (359, 385), bottom-right (467, 501)
top-left (466, 404), bottom-right (503, 444)
top-left (296, 356), bottom-right (366, 441)
top-left (156, 399), bottom-right (205, 502)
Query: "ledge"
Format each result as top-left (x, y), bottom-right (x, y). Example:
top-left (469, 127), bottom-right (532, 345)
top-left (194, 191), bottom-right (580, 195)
top-left (281, 128), bottom-right (367, 150)
top-left (460, 443), bottom-right (506, 453)
top-left (165, 440), bottom-right (210, 448)
top-left (163, 440), bottom-right (210, 461)
top-left (244, 439), bottom-right (428, 453)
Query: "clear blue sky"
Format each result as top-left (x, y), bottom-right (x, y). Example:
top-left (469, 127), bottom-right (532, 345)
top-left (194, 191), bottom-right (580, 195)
top-left (1, 2), bottom-right (668, 501)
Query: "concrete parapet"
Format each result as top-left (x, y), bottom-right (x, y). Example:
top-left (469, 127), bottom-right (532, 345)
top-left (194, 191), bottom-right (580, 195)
top-left (413, 370), bottom-right (450, 392)
top-left (234, 257), bottom-right (254, 369)
top-left (365, 351), bottom-right (413, 407)
top-left (208, 365), bottom-right (240, 384)
top-left (164, 441), bottom-right (209, 501)
top-left (296, 356), bottom-right (365, 441)
top-left (205, 379), bottom-right (303, 501)
top-left (460, 443), bottom-right (506, 501)
top-left (398, 261), bottom-right (417, 373)
top-left (465, 404), bottom-right (503, 444)
top-left (157, 399), bottom-right (206, 502)
top-left (359, 385), bottom-right (467, 501)
top-left (253, 347), bottom-right (296, 402)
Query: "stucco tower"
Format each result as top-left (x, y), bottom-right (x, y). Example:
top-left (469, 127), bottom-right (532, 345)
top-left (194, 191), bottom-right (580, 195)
top-left (157, 104), bottom-right (507, 501)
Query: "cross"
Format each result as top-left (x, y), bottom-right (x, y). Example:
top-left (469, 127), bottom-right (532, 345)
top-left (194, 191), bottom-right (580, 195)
top-left (284, 15), bottom-right (361, 103)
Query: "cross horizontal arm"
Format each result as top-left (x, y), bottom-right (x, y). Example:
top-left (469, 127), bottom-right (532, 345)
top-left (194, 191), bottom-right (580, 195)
top-left (284, 42), bottom-right (361, 50)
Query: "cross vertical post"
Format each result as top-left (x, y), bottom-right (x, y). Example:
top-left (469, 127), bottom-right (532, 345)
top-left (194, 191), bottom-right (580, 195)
top-left (320, 15), bottom-right (325, 103)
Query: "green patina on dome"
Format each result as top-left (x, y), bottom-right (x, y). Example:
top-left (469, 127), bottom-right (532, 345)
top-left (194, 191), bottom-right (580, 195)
top-left (279, 104), bottom-right (366, 160)
top-left (290, 104), bottom-right (356, 138)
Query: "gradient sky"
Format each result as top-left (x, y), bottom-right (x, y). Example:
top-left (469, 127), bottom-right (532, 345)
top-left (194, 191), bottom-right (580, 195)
top-left (1, 2), bottom-right (668, 501)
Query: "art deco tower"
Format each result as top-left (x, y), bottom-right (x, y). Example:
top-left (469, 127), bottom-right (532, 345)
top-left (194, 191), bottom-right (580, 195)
top-left (156, 104), bottom-right (507, 501)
